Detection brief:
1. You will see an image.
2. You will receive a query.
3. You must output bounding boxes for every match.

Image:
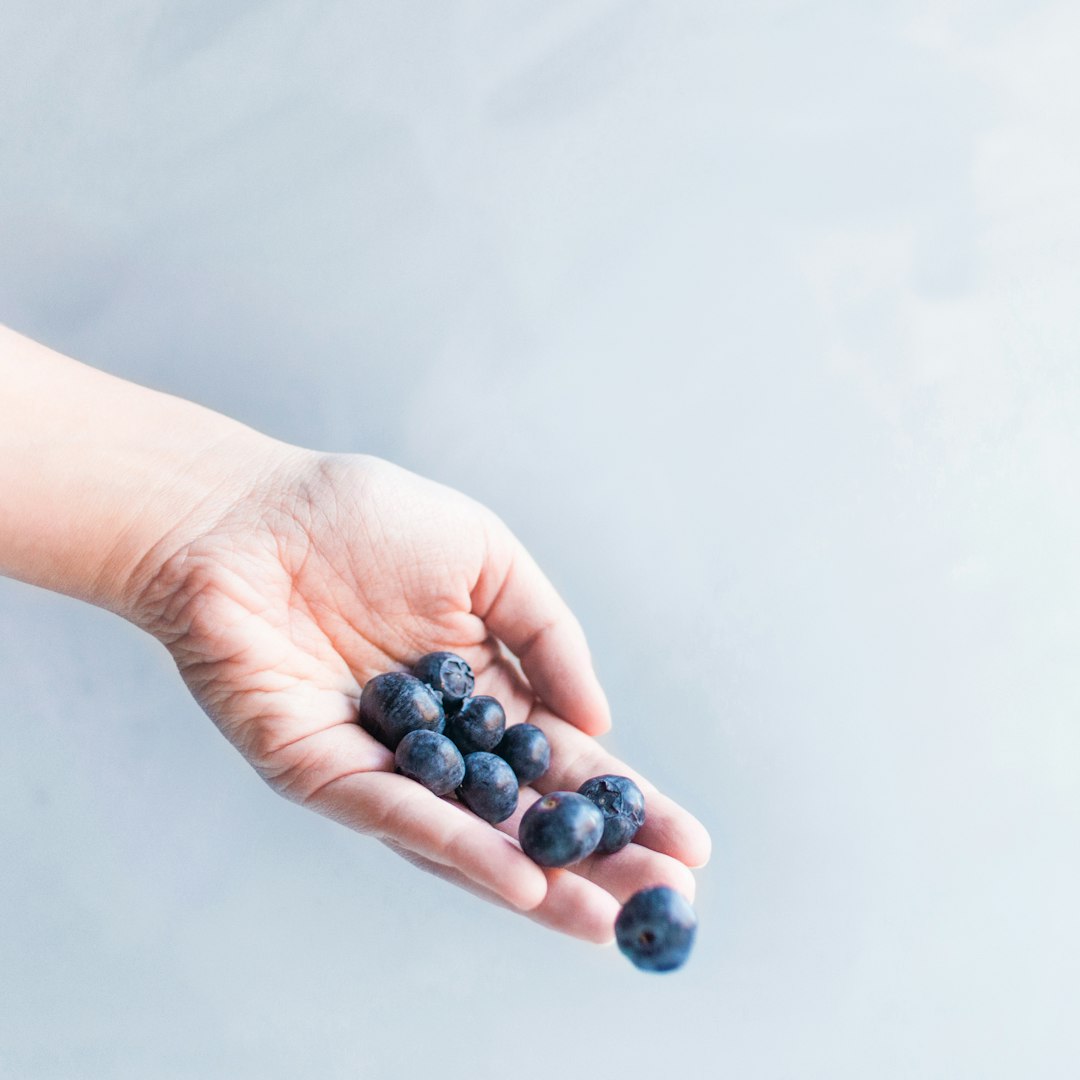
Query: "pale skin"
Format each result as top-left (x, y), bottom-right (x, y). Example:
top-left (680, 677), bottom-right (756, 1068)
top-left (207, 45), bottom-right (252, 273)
top-left (0, 323), bottom-right (710, 943)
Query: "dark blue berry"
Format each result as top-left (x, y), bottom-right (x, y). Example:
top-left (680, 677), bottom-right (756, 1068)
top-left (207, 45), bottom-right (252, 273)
top-left (394, 730), bottom-right (465, 796)
top-left (615, 886), bottom-right (697, 973)
top-left (445, 695), bottom-right (506, 755)
top-left (412, 652), bottom-right (474, 713)
top-left (518, 791), bottom-right (604, 867)
top-left (359, 671), bottom-right (445, 749)
top-left (577, 774), bottom-right (646, 854)
top-left (495, 723), bottom-right (551, 784)
top-left (457, 752), bottom-right (518, 824)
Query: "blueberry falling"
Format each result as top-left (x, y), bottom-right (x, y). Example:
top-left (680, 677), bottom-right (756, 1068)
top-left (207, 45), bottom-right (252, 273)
top-left (615, 886), bottom-right (697, 973)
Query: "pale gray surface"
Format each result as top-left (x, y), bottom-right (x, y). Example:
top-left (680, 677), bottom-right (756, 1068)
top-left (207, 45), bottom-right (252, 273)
top-left (2, 2), bottom-right (1080, 1077)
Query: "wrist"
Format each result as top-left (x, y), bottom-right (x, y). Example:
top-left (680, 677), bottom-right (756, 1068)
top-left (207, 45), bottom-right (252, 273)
top-left (0, 325), bottom-right (300, 619)
top-left (97, 411), bottom-right (299, 623)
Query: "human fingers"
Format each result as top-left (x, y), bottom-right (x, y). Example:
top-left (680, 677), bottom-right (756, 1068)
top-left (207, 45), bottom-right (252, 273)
top-left (472, 527), bottom-right (610, 737)
top-left (383, 835), bottom-right (617, 944)
top-left (523, 707), bottom-right (712, 869)
top-left (453, 663), bottom-right (711, 870)
top-left (276, 726), bottom-right (549, 911)
top-left (317, 771), bottom-right (548, 910)
top-left (499, 785), bottom-right (697, 906)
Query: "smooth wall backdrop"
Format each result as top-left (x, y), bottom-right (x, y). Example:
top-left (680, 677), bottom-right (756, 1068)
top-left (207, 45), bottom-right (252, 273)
top-left (2, 2), bottom-right (1079, 1077)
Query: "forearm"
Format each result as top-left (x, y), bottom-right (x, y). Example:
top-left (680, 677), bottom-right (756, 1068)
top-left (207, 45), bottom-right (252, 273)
top-left (0, 324), bottom-right (285, 616)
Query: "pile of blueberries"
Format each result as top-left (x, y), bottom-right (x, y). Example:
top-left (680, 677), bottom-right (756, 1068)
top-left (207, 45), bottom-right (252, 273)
top-left (358, 651), bottom-right (697, 973)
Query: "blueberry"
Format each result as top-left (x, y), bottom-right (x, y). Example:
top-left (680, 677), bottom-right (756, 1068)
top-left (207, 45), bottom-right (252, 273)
top-left (359, 671), bottom-right (445, 749)
top-left (518, 791), bottom-right (604, 867)
top-left (394, 730), bottom-right (465, 796)
top-left (412, 652), bottom-right (475, 713)
top-left (457, 752), bottom-right (518, 824)
top-left (494, 723), bottom-right (551, 785)
top-left (577, 774), bottom-right (646, 854)
top-left (445, 695), bottom-right (506, 755)
top-left (614, 886), bottom-right (697, 973)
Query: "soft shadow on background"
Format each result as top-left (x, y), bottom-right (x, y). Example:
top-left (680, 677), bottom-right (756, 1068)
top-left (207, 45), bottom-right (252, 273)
top-left (2, 2), bottom-right (1079, 1077)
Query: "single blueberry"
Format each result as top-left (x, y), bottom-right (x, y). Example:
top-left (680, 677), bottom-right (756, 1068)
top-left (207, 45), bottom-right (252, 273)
top-left (412, 652), bottom-right (475, 713)
top-left (494, 723), bottom-right (551, 785)
top-left (614, 886), bottom-right (697, 973)
top-left (457, 752), bottom-right (519, 824)
top-left (445, 695), bottom-right (506, 755)
top-left (577, 774), bottom-right (646, 854)
top-left (359, 671), bottom-right (445, 749)
top-left (518, 791), bottom-right (604, 868)
top-left (394, 730), bottom-right (466, 796)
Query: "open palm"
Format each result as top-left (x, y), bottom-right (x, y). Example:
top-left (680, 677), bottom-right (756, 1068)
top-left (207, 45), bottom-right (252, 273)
top-left (127, 449), bottom-right (710, 942)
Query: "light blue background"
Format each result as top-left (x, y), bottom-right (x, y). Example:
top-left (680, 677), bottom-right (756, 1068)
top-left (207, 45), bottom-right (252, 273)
top-left (2, 2), bottom-right (1079, 1077)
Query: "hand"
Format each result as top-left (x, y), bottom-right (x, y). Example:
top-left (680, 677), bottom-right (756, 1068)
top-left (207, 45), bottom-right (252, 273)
top-left (122, 449), bottom-right (711, 942)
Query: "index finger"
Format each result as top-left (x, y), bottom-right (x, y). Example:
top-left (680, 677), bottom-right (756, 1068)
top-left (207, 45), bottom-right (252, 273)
top-left (472, 525), bottom-right (611, 737)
